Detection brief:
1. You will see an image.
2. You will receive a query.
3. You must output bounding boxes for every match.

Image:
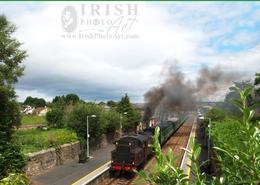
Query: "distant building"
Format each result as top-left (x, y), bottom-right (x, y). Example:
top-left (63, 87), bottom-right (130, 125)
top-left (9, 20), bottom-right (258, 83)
top-left (21, 105), bottom-right (35, 115)
top-left (21, 105), bottom-right (48, 116)
top-left (35, 106), bottom-right (48, 116)
top-left (149, 117), bottom-right (159, 127)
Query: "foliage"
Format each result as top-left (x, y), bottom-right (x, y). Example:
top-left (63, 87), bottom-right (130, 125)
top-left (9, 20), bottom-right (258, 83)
top-left (46, 107), bottom-right (64, 128)
top-left (21, 115), bottom-right (46, 125)
top-left (0, 15), bottom-right (27, 179)
top-left (52, 95), bottom-right (66, 104)
top-left (205, 108), bottom-right (226, 122)
top-left (136, 127), bottom-right (213, 185)
top-left (116, 94), bottom-right (141, 131)
top-left (0, 140), bottom-right (26, 179)
top-left (65, 93), bottom-right (80, 104)
top-left (0, 173), bottom-right (28, 185)
top-left (137, 83), bottom-right (260, 185)
top-left (0, 15), bottom-right (27, 86)
top-left (101, 109), bottom-right (120, 134)
top-left (212, 84), bottom-right (260, 184)
top-left (0, 87), bottom-right (21, 139)
top-left (211, 119), bottom-right (246, 151)
top-left (136, 127), bottom-right (188, 185)
top-left (67, 103), bottom-right (104, 143)
top-left (107, 100), bottom-right (117, 108)
top-left (14, 128), bottom-right (77, 154)
top-left (23, 96), bottom-right (46, 107)
top-left (52, 93), bottom-right (79, 105)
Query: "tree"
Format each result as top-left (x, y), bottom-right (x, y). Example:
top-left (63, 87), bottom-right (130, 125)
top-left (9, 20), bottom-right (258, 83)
top-left (52, 95), bottom-right (66, 104)
top-left (24, 96), bottom-right (46, 107)
top-left (52, 94), bottom-right (79, 105)
top-left (116, 94), bottom-right (141, 131)
top-left (65, 93), bottom-right (79, 104)
top-left (0, 15), bottom-right (27, 178)
top-left (46, 107), bottom-right (64, 128)
top-left (107, 100), bottom-right (117, 108)
top-left (67, 103), bottom-right (105, 162)
top-left (101, 110), bottom-right (120, 134)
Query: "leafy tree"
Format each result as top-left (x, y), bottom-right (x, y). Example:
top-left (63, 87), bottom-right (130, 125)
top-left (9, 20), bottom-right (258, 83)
top-left (67, 103), bottom-right (104, 162)
top-left (46, 107), bottom-right (64, 128)
top-left (116, 94), bottom-right (141, 131)
top-left (101, 109), bottom-right (120, 134)
top-left (52, 95), bottom-right (66, 104)
top-left (24, 96), bottom-right (46, 107)
top-left (107, 100), bottom-right (117, 108)
top-left (0, 15), bottom-right (27, 178)
top-left (65, 93), bottom-right (79, 104)
top-left (52, 94), bottom-right (79, 105)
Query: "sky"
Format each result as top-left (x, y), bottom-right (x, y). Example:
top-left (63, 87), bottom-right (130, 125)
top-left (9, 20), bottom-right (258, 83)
top-left (1, 2), bottom-right (260, 102)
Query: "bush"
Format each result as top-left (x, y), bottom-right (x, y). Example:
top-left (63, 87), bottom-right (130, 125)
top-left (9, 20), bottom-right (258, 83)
top-left (212, 85), bottom-right (260, 184)
top-left (205, 107), bottom-right (226, 121)
top-left (0, 173), bottom-right (28, 185)
top-left (211, 119), bottom-right (246, 151)
top-left (46, 108), bottom-right (64, 128)
top-left (0, 141), bottom-right (26, 179)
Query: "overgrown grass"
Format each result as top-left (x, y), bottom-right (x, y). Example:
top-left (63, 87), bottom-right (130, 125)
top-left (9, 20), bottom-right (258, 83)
top-left (14, 128), bottom-right (78, 154)
top-left (21, 115), bottom-right (47, 125)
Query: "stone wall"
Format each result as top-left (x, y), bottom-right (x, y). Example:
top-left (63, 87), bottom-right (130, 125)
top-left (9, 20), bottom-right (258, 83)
top-left (89, 134), bottom-right (110, 153)
top-left (25, 134), bottom-right (113, 176)
top-left (25, 141), bottom-right (80, 176)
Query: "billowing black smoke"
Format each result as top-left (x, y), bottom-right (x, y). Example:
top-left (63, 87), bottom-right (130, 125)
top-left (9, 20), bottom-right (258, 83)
top-left (143, 63), bottom-right (237, 124)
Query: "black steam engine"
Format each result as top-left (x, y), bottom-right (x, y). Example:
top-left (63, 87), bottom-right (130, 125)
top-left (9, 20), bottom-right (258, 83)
top-left (111, 115), bottom-right (187, 172)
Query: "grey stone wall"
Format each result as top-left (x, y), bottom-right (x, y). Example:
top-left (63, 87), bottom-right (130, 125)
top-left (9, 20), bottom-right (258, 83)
top-left (25, 134), bottom-right (112, 176)
top-left (25, 141), bottom-right (80, 176)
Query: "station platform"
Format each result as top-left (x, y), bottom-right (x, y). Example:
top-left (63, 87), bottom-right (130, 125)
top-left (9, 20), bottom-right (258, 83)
top-left (31, 144), bottom-right (114, 185)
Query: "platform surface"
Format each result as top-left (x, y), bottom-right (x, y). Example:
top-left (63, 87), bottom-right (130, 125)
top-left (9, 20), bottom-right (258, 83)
top-left (31, 144), bottom-right (114, 185)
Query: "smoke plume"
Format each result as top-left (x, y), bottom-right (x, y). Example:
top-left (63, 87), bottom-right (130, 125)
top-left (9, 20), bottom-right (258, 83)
top-left (143, 63), bottom-right (237, 123)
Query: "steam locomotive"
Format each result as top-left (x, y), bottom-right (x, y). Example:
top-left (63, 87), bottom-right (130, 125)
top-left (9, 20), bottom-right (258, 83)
top-left (111, 115), bottom-right (187, 172)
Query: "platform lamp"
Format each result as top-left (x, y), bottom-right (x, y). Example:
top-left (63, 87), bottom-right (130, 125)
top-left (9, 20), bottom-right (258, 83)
top-left (87, 114), bottom-right (96, 159)
top-left (120, 112), bottom-right (127, 137)
top-left (205, 118), bottom-right (211, 162)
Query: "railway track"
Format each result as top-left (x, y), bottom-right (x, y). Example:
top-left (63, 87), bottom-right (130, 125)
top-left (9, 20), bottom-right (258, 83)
top-left (74, 116), bottom-right (195, 185)
top-left (106, 176), bottom-right (134, 185)
top-left (103, 172), bottom-right (135, 185)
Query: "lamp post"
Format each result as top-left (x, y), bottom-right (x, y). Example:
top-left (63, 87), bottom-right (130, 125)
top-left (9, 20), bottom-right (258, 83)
top-left (87, 114), bottom-right (96, 159)
top-left (120, 112), bottom-right (127, 137)
top-left (206, 118), bottom-right (211, 161)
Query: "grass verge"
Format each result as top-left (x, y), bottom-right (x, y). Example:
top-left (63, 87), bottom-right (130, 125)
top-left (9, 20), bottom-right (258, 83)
top-left (21, 115), bottom-right (47, 125)
top-left (14, 128), bottom-right (78, 154)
